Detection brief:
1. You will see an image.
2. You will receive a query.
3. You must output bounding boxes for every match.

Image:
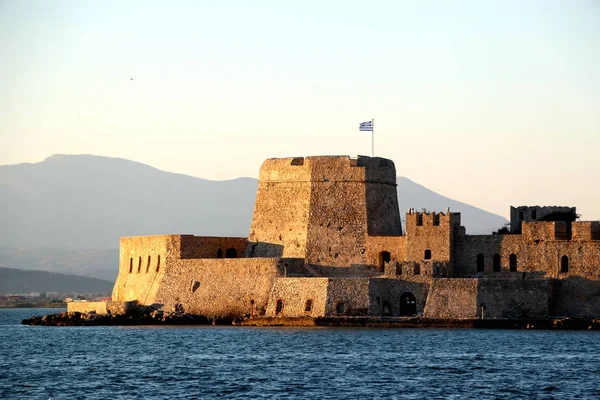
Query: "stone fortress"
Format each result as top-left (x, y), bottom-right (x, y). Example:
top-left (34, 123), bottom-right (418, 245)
top-left (70, 156), bottom-right (600, 321)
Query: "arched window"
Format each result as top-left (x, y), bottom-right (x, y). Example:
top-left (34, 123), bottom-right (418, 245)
top-left (493, 254), bottom-right (501, 272)
top-left (225, 248), bottom-right (237, 258)
top-left (146, 256), bottom-right (151, 273)
top-left (304, 299), bottom-right (313, 312)
top-left (476, 254), bottom-right (484, 273)
top-left (378, 251), bottom-right (391, 271)
top-left (275, 300), bottom-right (284, 315)
top-left (336, 302), bottom-right (345, 315)
top-left (509, 254), bottom-right (517, 272)
top-left (424, 249), bottom-right (432, 260)
top-left (137, 257), bottom-right (142, 273)
top-left (156, 255), bottom-right (161, 272)
top-left (129, 258), bottom-right (133, 273)
top-left (561, 255), bottom-right (569, 273)
top-left (216, 248), bottom-right (223, 258)
top-left (414, 264), bottom-right (421, 275)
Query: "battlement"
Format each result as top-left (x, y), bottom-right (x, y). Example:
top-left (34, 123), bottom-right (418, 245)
top-left (405, 209), bottom-right (462, 229)
top-left (510, 205), bottom-right (576, 233)
top-left (258, 156), bottom-right (397, 185)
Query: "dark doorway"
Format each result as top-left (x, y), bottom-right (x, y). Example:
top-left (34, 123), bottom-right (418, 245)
top-left (378, 251), bottom-right (391, 271)
top-left (509, 254), bottom-right (517, 272)
top-left (275, 300), bottom-right (284, 315)
top-left (424, 249), bottom-right (432, 260)
top-left (225, 248), bottom-right (237, 258)
top-left (216, 248), bottom-right (223, 258)
top-left (400, 292), bottom-right (417, 316)
top-left (476, 254), bottom-right (484, 273)
top-left (336, 302), bottom-right (345, 315)
top-left (493, 254), bottom-right (501, 272)
top-left (561, 255), bottom-right (569, 273)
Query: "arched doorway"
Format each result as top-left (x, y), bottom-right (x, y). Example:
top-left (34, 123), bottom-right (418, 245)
top-left (378, 251), bottom-right (391, 271)
top-left (399, 292), bottom-right (417, 316)
top-left (216, 248), bottom-right (223, 258)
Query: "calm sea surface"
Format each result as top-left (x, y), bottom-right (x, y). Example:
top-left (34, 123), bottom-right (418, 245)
top-left (1, 308), bottom-right (599, 399)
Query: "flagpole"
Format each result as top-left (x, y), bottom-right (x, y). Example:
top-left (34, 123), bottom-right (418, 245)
top-left (371, 118), bottom-right (374, 157)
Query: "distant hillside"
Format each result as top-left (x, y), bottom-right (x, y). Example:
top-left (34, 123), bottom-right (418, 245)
top-left (397, 177), bottom-right (507, 234)
top-left (0, 267), bottom-right (113, 294)
top-left (0, 247), bottom-right (118, 281)
top-left (0, 154), bottom-right (508, 281)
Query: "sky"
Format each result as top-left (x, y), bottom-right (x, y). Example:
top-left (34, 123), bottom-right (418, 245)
top-left (1, 0), bottom-right (599, 220)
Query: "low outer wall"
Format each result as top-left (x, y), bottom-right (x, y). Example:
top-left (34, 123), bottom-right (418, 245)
top-left (424, 279), bottom-right (479, 319)
top-left (325, 278), bottom-right (370, 316)
top-left (553, 278), bottom-right (600, 318)
top-left (478, 279), bottom-right (549, 319)
top-left (368, 278), bottom-right (429, 316)
top-left (155, 258), bottom-right (306, 317)
top-left (67, 301), bottom-right (137, 315)
top-left (265, 278), bottom-right (329, 317)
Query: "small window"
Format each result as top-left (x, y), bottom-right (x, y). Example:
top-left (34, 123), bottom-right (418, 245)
top-left (336, 302), bottom-right (345, 315)
top-left (146, 256), bottom-right (151, 273)
top-left (191, 281), bottom-right (200, 293)
top-left (129, 258), bottom-right (133, 273)
top-left (138, 257), bottom-right (142, 273)
top-left (424, 249), bottom-right (432, 260)
top-left (304, 299), bottom-right (313, 312)
top-left (493, 254), bottom-right (501, 272)
top-left (378, 251), bottom-right (391, 271)
top-left (476, 254), bottom-right (484, 273)
top-left (156, 255), bottom-right (161, 272)
top-left (414, 264), bottom-right (421, 275)
top-left (225, 248), bottom-right (237, 258)
top-left (532, 209), bottom-right (537, 220)
top-left (275, 300), bottom-right (284, 315)
top-left (509, 254), bottom-right (517, 272)
top-left (216, 248), bottom-right (223, 258)
top-left (291, 157), bottom-right (304, 166)
top-left (433, 214), bottom-right (440, 226)
top-left (561, 255), bottom-right (569, 273)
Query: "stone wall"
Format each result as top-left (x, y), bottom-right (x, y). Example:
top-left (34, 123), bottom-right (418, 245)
top-left (552, 278), bottom-right (600, 318)
top-left (153, 257), bottom-right (307, 317)
top-left (368, 278), bottom-right (429, 316)
top-left (112, 235), bottom-right (178, 303)
top-left (478, 279), bottom-right (549, 319)
top-left (265, 277), bottom-right (329, 317)
top-left (454, 233), bottom-right (600, 280)
top-left (179, 235), bottom-right (247, 259)
top-left (424, 279), bottom-right (479, 319)
top-left (366, 236), bottom-right (406, 271)
top-left (67, 300), bottom-right (137, 315)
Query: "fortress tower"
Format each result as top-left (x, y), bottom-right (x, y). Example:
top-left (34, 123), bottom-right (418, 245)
top-left (247, 156), bottom-right (402, 267)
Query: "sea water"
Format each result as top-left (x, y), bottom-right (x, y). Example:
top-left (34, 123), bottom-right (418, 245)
top-left (1, 309), bottom-right (599, 399)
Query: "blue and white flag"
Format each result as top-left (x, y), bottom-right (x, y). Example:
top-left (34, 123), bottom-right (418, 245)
top-left (359, 121), bottom-right (373, 131)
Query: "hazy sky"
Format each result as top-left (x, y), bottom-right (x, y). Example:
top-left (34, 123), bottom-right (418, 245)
top-left (1, 1), bottom-right (599, 219)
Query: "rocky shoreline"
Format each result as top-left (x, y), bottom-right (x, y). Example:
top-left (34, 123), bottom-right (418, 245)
top-left (21, 310), bottom-right (600, 330)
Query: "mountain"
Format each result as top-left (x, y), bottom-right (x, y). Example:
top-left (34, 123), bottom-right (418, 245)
top-left (0, 267), bottom-right (113, 294)
top-left (0, 154), bottom-right (508, 281)
top-left (397, 177), bottom-right (507, 234)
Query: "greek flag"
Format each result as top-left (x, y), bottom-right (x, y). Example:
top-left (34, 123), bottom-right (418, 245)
top-left (359, 121), bottom-right (373, 131)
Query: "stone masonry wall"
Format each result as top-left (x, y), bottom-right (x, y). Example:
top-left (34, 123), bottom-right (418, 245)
top-left (424, 279), bottom-right (479, 319)
top-left (454, 233), bottom-right (600, 280)
top-left (179, 235), bottom-right (247, 259)
top-left (478, 279), bottom-right (549, 319)
top-left (325, 278), bottom-right (371, 316)
top-left (154, 257), bottom-right (307, 317)
top-left (265, 277), bottom-right (330, 317)
top-left (368, 278), bottom-right (429, 316)
top-left (112, 235), bottom-right (179, 303)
